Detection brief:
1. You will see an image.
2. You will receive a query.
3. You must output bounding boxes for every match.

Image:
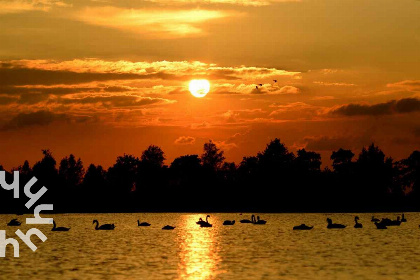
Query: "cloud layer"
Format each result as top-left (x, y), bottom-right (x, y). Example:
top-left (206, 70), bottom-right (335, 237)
top-left (330, 98), bottom-right (420, 116)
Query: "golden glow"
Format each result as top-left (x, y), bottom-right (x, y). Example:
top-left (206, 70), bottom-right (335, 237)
top-left (178, 215), bottom-right (220, 279)
top-left (75, 7), bottom-right (231, 38)
top-left (189, 79), bottom-right (210, 98)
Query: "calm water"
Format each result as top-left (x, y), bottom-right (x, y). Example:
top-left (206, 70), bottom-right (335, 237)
top-left (1, 213), bottom-right (420, 280)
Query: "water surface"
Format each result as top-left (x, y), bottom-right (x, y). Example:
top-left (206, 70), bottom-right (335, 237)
top-left (1, 213), bottom-right (420, 279)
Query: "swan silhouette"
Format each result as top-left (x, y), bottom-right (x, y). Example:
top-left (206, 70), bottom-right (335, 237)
top-left (293, 224), bottom-right (313, 230)
top-left (240, 215), bottom-right (253, 223)
top-left (371, 216), bottom-right (380, 222)
top-left (223, 220), bottom-right (235, 225)
top-left (196, 215), bottom-right (210, 225)
top-left (200, 215), bottom-right (212, 227)
top-left (93, 220), bottom-right (115, 230)
top-left (380, 217), bottom-right (401, 226)
top-left (326, 218), bottom-right (346, 229)
top-left (162, 225), bottom-right (175, 230)
top-left (240, 218), bottom-right (252, 223)
top-left (401, 213), bottom-right (407, 222)
top-left (354, 216), bottom-right (363, 228)
top-left (7, 218), bottom-right (21, 226)
top-left (137, 220), bottom-right (151, 227)
top-left (52, 220), bottom-right (70, 231)
top-left (253, 215), bottom-right (267, 225)
top-left (375, 222), bottom-right (387, 229)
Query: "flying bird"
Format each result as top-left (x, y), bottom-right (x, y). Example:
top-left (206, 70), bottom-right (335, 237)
top-left (273, 80), bottom-right (277, 83)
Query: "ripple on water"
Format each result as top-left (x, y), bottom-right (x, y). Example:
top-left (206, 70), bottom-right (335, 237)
top-left (0, 213), bottom-right (420, 280)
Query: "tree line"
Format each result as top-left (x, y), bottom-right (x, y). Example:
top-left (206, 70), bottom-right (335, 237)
top-left (0, 139), bottom-right (419, 213)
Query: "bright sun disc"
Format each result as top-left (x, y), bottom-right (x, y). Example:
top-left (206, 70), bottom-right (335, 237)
top-left (189, 79), bottom-right (210, 98)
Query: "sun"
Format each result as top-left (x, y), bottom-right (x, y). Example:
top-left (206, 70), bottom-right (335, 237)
top-left (189, 79), bottom-right (210, 98)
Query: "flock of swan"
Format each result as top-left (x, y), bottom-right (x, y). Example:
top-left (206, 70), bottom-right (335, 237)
top-left (296, 213), bottom-right (409, 230)
top-left (6, 218), bottom-right (71, 231)
top-left (5, 213), bottom-right (417, 232)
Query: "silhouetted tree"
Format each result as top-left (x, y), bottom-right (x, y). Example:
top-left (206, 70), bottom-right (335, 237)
top-left (1, 139), bottom-right (418, 213)
top-left (107, 154), bottom-right (140, 195)
top-left (17, 160), bottom-right (31, 175)
top-left (257, 138), bottom-right (295, 170)
top-left (59, 154), bottom-right (85, 188)
top-left (295, 149), bottom-right (321, 173)
top-left (238, 156), bottom-right (259, 177)
top-left (171, 155), bottom-right (201, 170)
top-left (331, 148), bottom-right (354, 174)
top-left (141, 145), bottom-right (166, 168)
top-left (220, 162), bottom-right (237, 182)
top-left (15, 160), bottom-right (32, 186)
top-left (137, 145), bottom-right (168, 202)
top-left (83, 164), bottom-right (106, 189)
top-left (356, 143), bottom-right (394, 203)
top-left (201, 140), bottom-right (225, 170)
top-left (31, 149), bottom-right (59, 208)
top-left (33, 149), bottom-right (58, 182)
top-left (397, 150), bottom-right (420, 198)
top-left (82, 164), bottom-right (108, 211)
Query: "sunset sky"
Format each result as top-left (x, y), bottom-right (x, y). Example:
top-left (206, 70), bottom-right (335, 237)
top-left (0, 0), bottom-right (419, 169)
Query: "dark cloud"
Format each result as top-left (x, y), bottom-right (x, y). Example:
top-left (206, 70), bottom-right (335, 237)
top-left (304, 136), bottom-right (353, 151)
top-left (0, 85), bottom-right (100, 95)
top-left (19, 93), bottom-right (50, 104)
top-left (330, 98), bottom-right (420, 116)
top-left (58, 95), bottom-right (174, 108)
top-left (0, 68), bottom-right (181, 86)
top-left (1, 111), bottom-right (69, 131)
top-left (0, 95), bottom-right (18, 105)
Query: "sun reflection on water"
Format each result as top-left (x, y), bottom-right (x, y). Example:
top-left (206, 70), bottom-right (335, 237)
top-left (177, 215), bottom-right (221, 280)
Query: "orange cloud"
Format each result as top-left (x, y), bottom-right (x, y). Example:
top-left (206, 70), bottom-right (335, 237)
top-left (313, 81), bottom-right (355, 87)
top-left (145, 0), bottom-right (301, 7)
top-left (0, 0), bottom-right (70, 14)
top-left (74, 7), bottom-right (236, 38)
top-left (386, 80), bottom-right (420, 91)
top-left (174, 136), bottom-right (196, 145)
top-left (329, 98), bottom-right (420, 116)
top-left (2, 59), bottom-right (299, 83)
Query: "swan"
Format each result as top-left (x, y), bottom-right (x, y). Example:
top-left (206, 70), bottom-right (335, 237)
top-left (253, 215), bottom-right (267, 225)
top-left (371, 216), bottom-right (380, 222)
top-left (354, 216), bottom-right (363, 228)
top-left (7, 218), bottom-right (21, 226)
top-left (137, 220), bottom-right (151, 227)
top-left (93, 220), bottom-right (115, 230)
top-left (223, 220), bottom-right (235, 225)
top-left (196, 215), bottom-right (210, 225)
top-left (380, 217), bottom-right (401, 226)
top-left (240, 215), bottom-right (253, 223)
top-left (375, 222), bottom-right (387, 229)
top-left (293, 224), bottom-right (313, 230)
top-left (162, 225), bottom-right (175, 230)
top-left (326, 218), bottom-right (346, 229)
top-left (401, 213), bottom-right (407, 222)
top-left (52, 220), bottom-right (70, 231)
top-left (200, 215), bottom-right (212, 227)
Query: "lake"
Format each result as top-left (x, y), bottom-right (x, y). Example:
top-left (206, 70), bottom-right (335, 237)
top-left (1, 213), bottom-right (420, 279)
